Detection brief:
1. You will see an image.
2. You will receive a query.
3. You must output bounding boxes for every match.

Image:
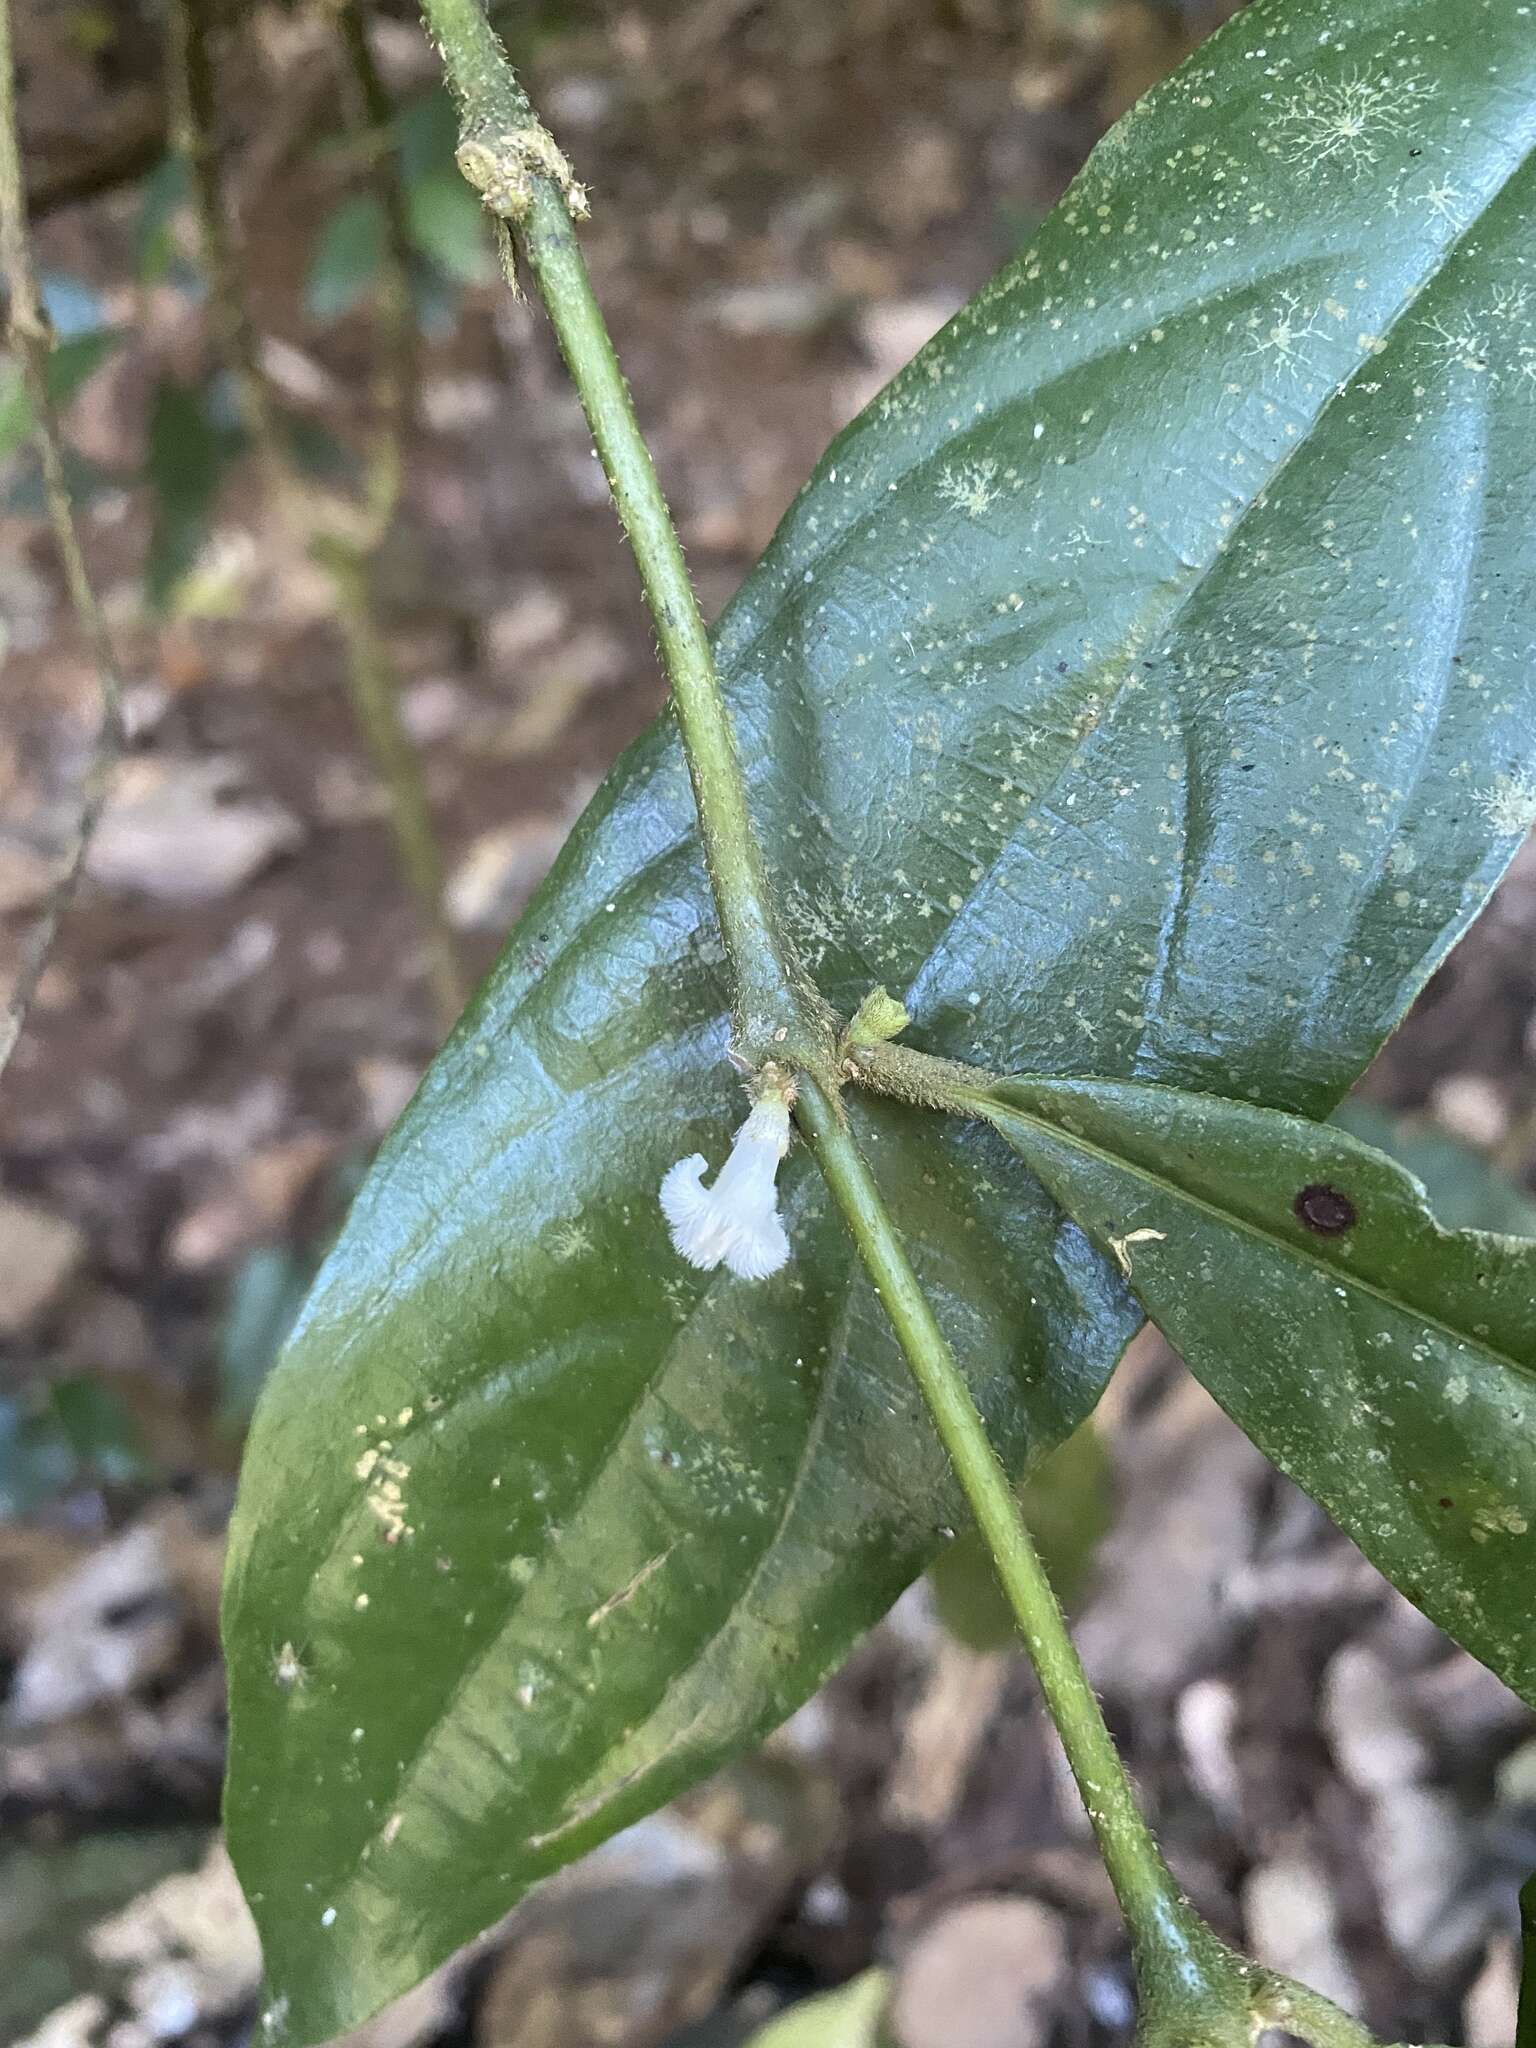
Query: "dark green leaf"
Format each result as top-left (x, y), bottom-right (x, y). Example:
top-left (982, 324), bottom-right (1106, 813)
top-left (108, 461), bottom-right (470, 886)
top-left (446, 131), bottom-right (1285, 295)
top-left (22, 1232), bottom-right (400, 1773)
top-left (396, 88), bottom-right (461, 185)
top-left (405, 169), bottom-right (494, 286)
top-left (278, 407), bottom-right (357, 487)
top-left (226, 0), bottom-right (1536, 2034)
top-left (407, 253), bottom-right (463, 339)
top-left (982, 1077), bottom-right (1536, 1701)
top-left (48, 1376), bottom-right (153, 1487)
top-left (306, 193), bottom-right (388, 323)
top-left (0, 1378), bottom-right (153, 1518)
top-left (144, 376), bottom-right (230, 611)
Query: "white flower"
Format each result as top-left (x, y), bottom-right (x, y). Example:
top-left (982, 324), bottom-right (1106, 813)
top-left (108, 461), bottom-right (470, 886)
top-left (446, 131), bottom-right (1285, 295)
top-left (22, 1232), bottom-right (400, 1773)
top-left (660, 1095), bottom-right (792, 1281)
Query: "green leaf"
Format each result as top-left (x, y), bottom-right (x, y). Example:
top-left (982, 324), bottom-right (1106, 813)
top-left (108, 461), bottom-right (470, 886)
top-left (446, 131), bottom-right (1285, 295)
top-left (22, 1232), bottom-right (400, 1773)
top-left (743, 1972), bottom-right (892, 2048)
top-left (0, 1393), bottom-right (77, 1520)
top-left (136, 153), bottom-right (190, 286)
top-left (306, 193), bottom-right (388, 323)
top-left (144, 375), bottom-right (230, 611)
top-left (395, 87), bottom-right (461, 185)
top-left (0, 1376), bottom-right (152, 1516)
top-left (0, 326), bottom-right (122, 465)
top-left (405, 168), bottom-right (494, 285)
top-left (982, 1076), bottom-right (1536, 1701)
top-left (48, 1375), bottom-right (154, 1487)
top-left (1332, 1100), bottom-right (1536, 1238)
top-left (219, 1247), bottom-right (317, 1432)
top-left (225, 0), bottom-right (1536, 2035)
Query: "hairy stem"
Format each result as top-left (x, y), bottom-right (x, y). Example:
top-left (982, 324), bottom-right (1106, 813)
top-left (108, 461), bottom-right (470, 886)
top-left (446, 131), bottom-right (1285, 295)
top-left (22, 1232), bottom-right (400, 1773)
top-left (0, 0), bottom-right (127, 1078)
top-left (420, 0), bottom-right (828, 1073)
top-left (168, 0), bottom-right (464, 1030)
top-left (795, 1075), bottom-right (1241, 2004)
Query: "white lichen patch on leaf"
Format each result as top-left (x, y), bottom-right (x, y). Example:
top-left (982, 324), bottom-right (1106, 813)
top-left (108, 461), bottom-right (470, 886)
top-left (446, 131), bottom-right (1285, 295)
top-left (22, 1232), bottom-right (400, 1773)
top-left (1419, 314), bottom-right (1490, 375)
top-left (1476, 770), bottom-right (1536, 837)
top-left (547, 1219), bottom-right (594, 1262)
top-left (1272, 66), bottom-right (1437, 175)
top-left (1245, 293), bottom-right (1326, 380)
top-left (1471, 1504), bottom-right (1529, 1544)
top-left (1413, 180), bottom-right (1468, 230)
top-left (937, 458), bottom-right (1001, 518)
top-left (354, 1430), bottom-right (413, 1543)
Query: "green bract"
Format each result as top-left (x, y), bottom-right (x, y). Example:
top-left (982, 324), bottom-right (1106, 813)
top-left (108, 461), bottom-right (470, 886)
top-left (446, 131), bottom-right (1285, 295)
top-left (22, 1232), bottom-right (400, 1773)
top-left (223, 0), bottom-right (1536, 2036)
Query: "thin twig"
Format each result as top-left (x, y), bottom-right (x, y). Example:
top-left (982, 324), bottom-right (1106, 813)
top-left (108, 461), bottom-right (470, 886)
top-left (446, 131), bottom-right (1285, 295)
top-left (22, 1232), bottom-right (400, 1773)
top-left (167, 0), bottom-right (465, 1032)
top-left (165, 0), bottom-right (287, 505)
top-left (321, 538), bottom-right (464, 1029)
top-left (337, 0), bottom-right (416, 544)
top-left (0, 0), bottom-right (127, 1080)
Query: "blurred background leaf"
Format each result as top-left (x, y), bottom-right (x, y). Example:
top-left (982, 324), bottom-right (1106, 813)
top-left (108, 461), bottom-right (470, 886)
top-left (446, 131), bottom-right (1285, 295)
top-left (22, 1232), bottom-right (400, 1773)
top-left (742, 1971), bottom-right (891, 2048)
top-left (143, 373), bottom-right (236, 612)
top-left (405, 169), bottom-right (494, 287)
top-left (928, 1421), bottom-right (1113, 1653)
top-left (1333, 1101), bottom-right (1536, 1239)
top-left (135, 152), bottom-right (191, 286)
top-left (0, 324), bottom-right (121, 465)
top-left (306, 191), bottom-right (388, 323)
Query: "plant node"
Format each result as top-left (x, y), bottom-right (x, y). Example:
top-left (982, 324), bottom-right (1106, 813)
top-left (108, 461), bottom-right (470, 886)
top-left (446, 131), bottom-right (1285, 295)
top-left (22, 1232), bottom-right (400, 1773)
top-left (455, 125), bottom-right (588, 223)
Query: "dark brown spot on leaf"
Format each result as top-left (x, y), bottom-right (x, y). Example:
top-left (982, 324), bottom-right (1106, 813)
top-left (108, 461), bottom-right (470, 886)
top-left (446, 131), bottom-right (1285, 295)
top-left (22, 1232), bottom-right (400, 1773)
top-left (1293, 1183), bottom-right (1357, 1235)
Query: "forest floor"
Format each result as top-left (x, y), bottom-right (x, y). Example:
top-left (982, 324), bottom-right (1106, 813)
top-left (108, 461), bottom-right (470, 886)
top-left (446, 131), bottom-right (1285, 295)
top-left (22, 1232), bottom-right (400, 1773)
top-left (3, 4), bottom-right (1535, 2046)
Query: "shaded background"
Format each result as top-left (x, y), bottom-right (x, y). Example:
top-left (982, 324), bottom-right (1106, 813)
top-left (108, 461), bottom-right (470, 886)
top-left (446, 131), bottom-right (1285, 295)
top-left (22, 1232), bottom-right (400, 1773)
top-left (3, 3), bottom-right (1536, 2045)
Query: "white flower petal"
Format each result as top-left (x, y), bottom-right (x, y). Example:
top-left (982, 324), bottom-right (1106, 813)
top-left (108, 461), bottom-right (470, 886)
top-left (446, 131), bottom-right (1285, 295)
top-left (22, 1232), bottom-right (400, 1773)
top-left (722, 1208), bottom-right (790, 1281)
top-left (659, 1099), bottom-right (792, 1281)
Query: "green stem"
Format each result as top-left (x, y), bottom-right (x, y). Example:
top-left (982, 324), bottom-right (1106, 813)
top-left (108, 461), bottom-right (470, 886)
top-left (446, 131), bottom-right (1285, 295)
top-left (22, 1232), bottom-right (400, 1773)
top-left (337, 0), bottom-right (415, 543)
top-left (795, 1075), bottom-right (1240, 2006)
top-left (0, 0), bottom-right (127, 1078)
top-left (419, 0), bottom-right (826, 1072)
top-left (166, 0), bottom-right (288, 508)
